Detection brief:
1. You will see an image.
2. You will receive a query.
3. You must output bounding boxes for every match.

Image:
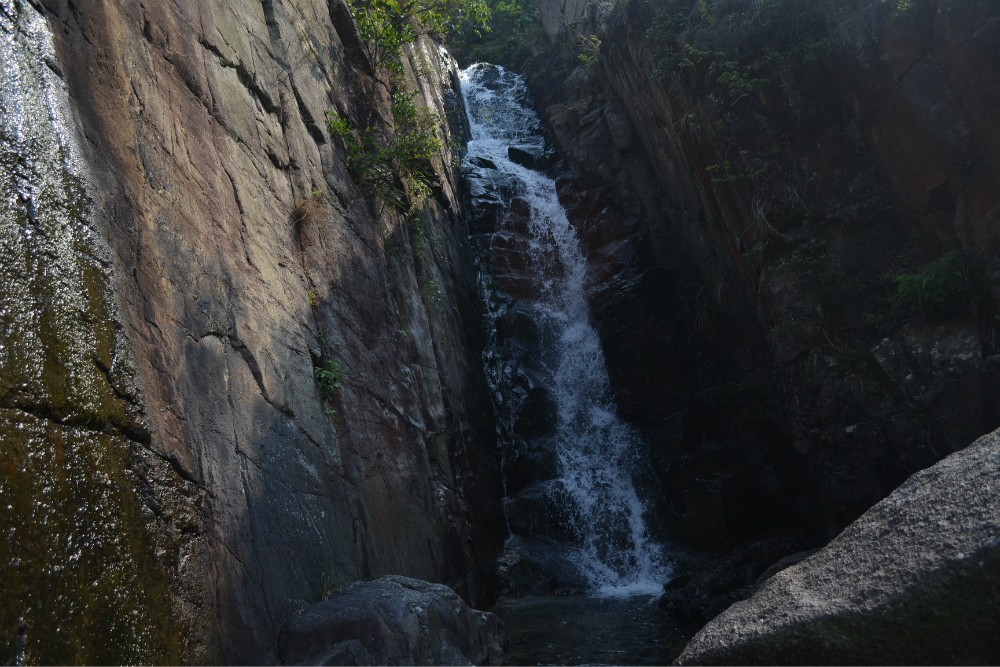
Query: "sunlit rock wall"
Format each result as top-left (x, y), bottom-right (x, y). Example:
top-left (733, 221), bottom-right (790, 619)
top-left (1, 0), bottom-right (506, 663)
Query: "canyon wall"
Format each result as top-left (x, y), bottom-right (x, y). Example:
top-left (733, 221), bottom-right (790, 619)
top-left (1, 0), bottom-right (505, 663)
top-left (525, 0), bottom-right (1000, 576)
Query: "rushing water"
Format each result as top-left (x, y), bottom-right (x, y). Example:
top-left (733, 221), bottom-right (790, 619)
top-left (460, 64), bottom-right (671, 597)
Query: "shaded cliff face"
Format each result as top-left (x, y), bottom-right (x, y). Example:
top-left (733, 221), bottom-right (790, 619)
top-left (522, 0), bottom-right (1000, 561)
top-left (2, 0), bottom-right (505, 663)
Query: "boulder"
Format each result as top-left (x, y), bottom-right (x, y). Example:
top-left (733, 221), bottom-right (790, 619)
top-left (658, 533), bottom-right (816, 629)
top-left (278, 576), bottom-right (507, 666)
top-left (675, 429), bottom-right (1000, 665)
top-left (496, 535), bottom-right (589, 597)
top-left (507, 145), bottom-right (559, 171)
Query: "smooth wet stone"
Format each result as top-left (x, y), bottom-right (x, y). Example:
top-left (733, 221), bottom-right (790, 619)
top-left (507, 145), bottom-right (559, 171)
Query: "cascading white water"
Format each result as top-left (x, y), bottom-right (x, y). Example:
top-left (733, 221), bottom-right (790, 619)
top-left (461, 64), bottom-right (670, 596)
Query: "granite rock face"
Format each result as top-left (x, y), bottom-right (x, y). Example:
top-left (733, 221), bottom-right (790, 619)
top-left (278, 576), bottom-right (507, 666)
top-left (521, 0), bottom-right (1000, 635)
top-left (676, 427), bottom-right (1000, 665)
top-left (2, 0), bottom-right (505, 663)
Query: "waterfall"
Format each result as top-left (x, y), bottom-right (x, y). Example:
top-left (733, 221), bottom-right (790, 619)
top-left (461, 64), bottom-right (670, 596)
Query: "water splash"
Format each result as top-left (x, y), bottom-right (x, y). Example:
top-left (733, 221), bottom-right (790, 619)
top-left (461, 64), bottom-right (670, 597)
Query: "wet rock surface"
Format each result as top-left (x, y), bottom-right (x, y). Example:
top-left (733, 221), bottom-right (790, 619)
top-left (278, 576), bottom-right (507, 666)
top-left (496, 536), bottom-right (589, 598)
top-left (676, 427), bottom-right (1000, 665)
top-left (5, 0), bottom-right (506, 662)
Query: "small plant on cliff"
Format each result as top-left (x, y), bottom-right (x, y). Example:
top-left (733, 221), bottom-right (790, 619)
top-left (884, 250), bottom-right (979, 320)
top-left (315, 358), bottom-right (347, 401)
top-left (327, 91), bottom-right (441, 211)
top-left (773, 232), bottom-right (846, 312)
top-left (294, 189), bottom-right (326, 228)
top-left (576, 33), bottom-right (602, 68)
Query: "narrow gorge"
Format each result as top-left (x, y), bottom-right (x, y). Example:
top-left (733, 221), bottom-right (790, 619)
top-left (2, 0), bottom-right (999, 664)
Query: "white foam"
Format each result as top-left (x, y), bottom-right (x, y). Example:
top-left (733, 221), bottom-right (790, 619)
top-left (462, 64), bottom-right (672, 596)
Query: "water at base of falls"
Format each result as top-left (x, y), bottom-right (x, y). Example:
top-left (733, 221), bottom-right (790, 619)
top-left (460, 63), bottom-right (671, 598)
top-left (495, 595), bottom-right (691, 665)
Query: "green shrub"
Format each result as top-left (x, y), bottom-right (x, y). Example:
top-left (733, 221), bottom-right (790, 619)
top-left (326, 91), bottom-right (442, 210)
top-left (315, 358), bottom-right (347, 400)
top-left (447, 0), bottom-right (545, 70)
top-left (347, 0), bottom-right (490, 77)
top-left (773, 233), bottom-right (845, 310)
top-left (884, 251), bottom-right (977, 320)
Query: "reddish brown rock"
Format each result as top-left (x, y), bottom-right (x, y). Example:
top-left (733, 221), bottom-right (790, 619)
top-left (17, 0), bottom-right (506, 663)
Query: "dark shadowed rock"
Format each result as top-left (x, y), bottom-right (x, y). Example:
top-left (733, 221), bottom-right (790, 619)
top-left (504, 481), bottom-right (580, 543)
top-left (507, 145), bottom-right (559, 171)
top-left (278, 576), bottom-right (507, 666)
top-left (675, 429), bottom-right (1000, 665)
top-left (497, 536), bottom-right (589, 597)
top-left (657, 533), bottom-right (816, 628)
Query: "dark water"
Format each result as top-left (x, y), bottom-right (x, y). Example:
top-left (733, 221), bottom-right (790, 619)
top-left (494, 595), bottom-right (690, 666)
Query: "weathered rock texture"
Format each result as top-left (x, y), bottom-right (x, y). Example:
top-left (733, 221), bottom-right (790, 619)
top-left (519, 0), bottom-right (1000, 630)
top-left (675, 427), bottom-right (1000, 665)
top-left (279, 575), bottom-right (507, 666)
top-left (526, 0), bottom-right (1000, 564)
top-left (2, 0), bottom-right (505, 663)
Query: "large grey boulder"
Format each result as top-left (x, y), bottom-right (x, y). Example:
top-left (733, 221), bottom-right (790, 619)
top-left (676, 429), bottom-right (1000, 665)
top-left (278, 576), bottom-right (506, 665)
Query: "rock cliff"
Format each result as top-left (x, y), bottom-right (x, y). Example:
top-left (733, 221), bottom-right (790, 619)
top-left (522, 0), bottom-right (1000, 624)
top-left (1, 0), bottom-right (505, 663)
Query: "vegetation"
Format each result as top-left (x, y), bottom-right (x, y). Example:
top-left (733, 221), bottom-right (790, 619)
top-left (332, 0), bottom-right (493, 210)
top-left (315, 358), bottom-right (347, 401)
top-left (294, 188), bottom-right (326, 228)
top-left (327, 91), bottom-right (442, 211)
top-left (883, 251), bottom-right (979, 321)
top-left (447, 0), bottom-right (545, 70)
top-left (346, 0), bottom-right (490, 79)
top-left (773, 233), bottom-right (846, 312)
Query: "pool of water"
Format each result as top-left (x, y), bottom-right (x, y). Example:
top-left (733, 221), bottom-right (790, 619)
top-left (494, 594), bottom-right (692, 665)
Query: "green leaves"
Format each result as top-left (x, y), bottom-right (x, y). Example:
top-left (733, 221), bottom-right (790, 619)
top-left (346, 0), bottom-right (491, 76)
top-left (445, 0), bottom-right (542, 70)
top-left (348, 0), bottom-right (417, 76)
top-left (314, 358), bottom-right (347, 401)
top-left (885, 251), bottom-right (976, 320)
top-left (325, 91), bottom-right (442, 211)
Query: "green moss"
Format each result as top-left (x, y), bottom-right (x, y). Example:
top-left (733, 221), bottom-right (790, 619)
top-left (0, 140), bottom-right (139, 436)
top-left (0, 13), bottom-right (179, 662)
top-left (0, 409), bottom-right (183, 664)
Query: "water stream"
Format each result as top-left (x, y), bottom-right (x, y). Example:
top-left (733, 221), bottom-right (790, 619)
top-left (461, 63), bottom-right (683, 663)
